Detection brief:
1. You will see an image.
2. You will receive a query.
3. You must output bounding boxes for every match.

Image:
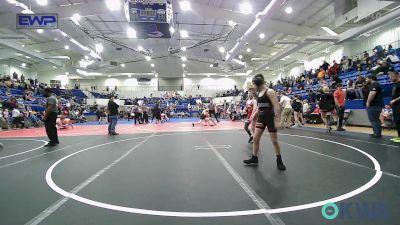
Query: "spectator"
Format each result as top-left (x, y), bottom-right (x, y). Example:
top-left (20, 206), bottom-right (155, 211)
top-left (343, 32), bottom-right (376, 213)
top-left (380, 105), bottom-right (393, 127)
top-left (334, 83), bottom-right (346, 131)
top-left (107, 96), bottom-right (119, 135)
top-left (318, 86), bottom-right (335, 132)
top-left (389, 71), bottom-right (400, 142)
top-left (365, 75), bottom-right (384, 138)
top-left (372, 60), bottom-right (390, 76)
top-left (385, 52), bottom-right (399, 63)
top-left (355, 75), bottom-right (366, 99)
top-left (279, 92), bottom-right (293, 128)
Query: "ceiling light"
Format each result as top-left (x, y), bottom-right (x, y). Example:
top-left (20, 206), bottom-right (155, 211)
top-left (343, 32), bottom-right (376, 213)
top-left (182, 64), bottom-right (186, 68)
top-left (321, 27), bottom-right (338, 36)
top-left (207, 75), bottom-right (210, 77)
top-left (64, 45), bottom-right (70, 50)
top-left (183, 74), bottom-right (186, 78)
top-left (65, 72), bottom-right (69, 75)
top-left (127, 27), bottom-right (137, 38)
top-left (21, 63), bottom-right (26, 67)
top-left (285, 6), bottom-right (293, 14)
top-left (25, 56), bottom-right (31, 59)
top-left (144, 56), bottom-right (151, 61)
top-left (37, 29), bottom-right (43, 34)
top-left (95, 43), bottom-right (104, 53)
top-left (246, 48), bottom-right (251, 53)
top-left (138, 46), bottom-right (144, 51)
top-left (225, 75), bottom-right (228, 78)
top-left (105, 0), bottom-right (121, 11)
top-left (238, 55), bottom-right (243, 59)
top-left (239, 2), bottom-right (253, 14)
top-left (219, 47), bottom-right (225, 53)
top-left (71, 13), bottom-right (81, 23)
top-left (210, 64), bottom-right (214, 68)
top-left (155, 74), bottom-right (158, 78)
top-left (53, 66), bottom-right (57, 69)
top-left (151, 63), bottom-right (155, 68)
top-left (181, 46), bottom-right (187, 51)
top-left (128, 75), bottom-right (131, 78)
top-left (180, 30), bottom-right (189, 38)
top-left (259, 33), bottom-right (265, 39)
top-left (21, 44), bottom-right (25, 47)
top-left (179, 1), bottom-right (191, 11)
top-left (228, 20), bottom-right (236, 26)
top-left (181, 56), bottom-right (187, 61)
top-left (121, 63), bottom-right (125, 68)
top-left (169, 27), bottom-right (175, 34)
top-left (270, 52), bottom-right (277, 56)
top-left (36, 0), bottom-right (47, 6)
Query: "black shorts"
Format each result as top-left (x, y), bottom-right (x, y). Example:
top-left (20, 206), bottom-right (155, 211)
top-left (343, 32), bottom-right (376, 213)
top-left (256, 109), bottom-right (277, 133)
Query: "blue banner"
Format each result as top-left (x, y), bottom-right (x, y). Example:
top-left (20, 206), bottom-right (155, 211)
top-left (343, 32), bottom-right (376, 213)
top-left (16, 13), bottom-right (58, 29)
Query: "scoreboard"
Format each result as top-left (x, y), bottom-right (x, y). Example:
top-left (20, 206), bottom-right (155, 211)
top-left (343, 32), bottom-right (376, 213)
top-left (124, 0), bottom-right (173, 38)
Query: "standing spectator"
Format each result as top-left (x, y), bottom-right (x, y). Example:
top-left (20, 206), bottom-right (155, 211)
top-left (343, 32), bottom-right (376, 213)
top-left (291, 95), bottom-right (303, 127)
top-left (365, 75), bottom-right (384, 138)
top-left (318, 86), bottom-right (335, 132)
top-left (107, 96), bottom-right (119, 135)
top-left (44, 88), bottom-right (59, 146)
top-left (279, 92), bottom-right (293, 128)
top-left (334, 83), bottom-right (347, 131)
top-left (389, 71), bottom-right (400, 142)
top-left (207, 100), bottom-right (219, 123)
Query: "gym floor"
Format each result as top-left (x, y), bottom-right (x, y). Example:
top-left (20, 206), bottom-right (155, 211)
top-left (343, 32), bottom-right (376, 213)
top-left (0, 122), bottom-right (399, 225)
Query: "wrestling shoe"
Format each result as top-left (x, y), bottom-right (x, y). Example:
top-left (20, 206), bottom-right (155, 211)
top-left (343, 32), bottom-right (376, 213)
top-left (276, 155), bottom-right (286, 171)
top-left (248, 136), bottom-right (254, 143)
top-left (243, 155), bottom-right (258, 166)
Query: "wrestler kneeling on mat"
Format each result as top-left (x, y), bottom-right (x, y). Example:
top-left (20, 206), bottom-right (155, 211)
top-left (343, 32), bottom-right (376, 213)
top-left (243, 74), bottom-right (286, 170)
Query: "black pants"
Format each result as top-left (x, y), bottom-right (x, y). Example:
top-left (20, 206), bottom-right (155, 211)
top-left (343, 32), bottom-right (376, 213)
top-left (336, 106), bottom-right (345, 128)
top-left (134, 113), bottom-right (142, 124)
top-left (209, 110), bottom-right (219, 122)
top-left (393, 104), bottom-right (400, 137)
top-left (45, 112), bottom-right (59, 144)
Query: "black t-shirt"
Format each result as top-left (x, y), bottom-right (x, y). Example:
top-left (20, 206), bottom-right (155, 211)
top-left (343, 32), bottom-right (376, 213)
top-left (319, 93), bottom-right (335, 111)
top-left (108, 101), bottom-right (119, 116)
top-left (393, 81), bottom-right (400, 106)
top-left (368, 82), bottom-right (384, 107)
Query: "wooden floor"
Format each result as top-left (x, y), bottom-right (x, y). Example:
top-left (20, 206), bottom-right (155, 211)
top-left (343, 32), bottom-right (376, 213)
top-left (304, 124), bottom-right (398, 137)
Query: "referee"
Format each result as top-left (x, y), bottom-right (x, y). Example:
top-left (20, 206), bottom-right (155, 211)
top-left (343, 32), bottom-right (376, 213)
top-left (44, 88), bottom-right (59, 147)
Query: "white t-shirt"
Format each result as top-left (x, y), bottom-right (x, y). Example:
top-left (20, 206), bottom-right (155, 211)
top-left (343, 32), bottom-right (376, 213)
top-left (280, 96), bottom-right (292, 109)
top-left (12, 109), bottom-right (20, 118)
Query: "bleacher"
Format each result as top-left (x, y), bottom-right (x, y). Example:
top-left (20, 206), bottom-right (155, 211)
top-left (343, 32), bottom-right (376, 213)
top-left (285, 48), bottom-right (400, 110)
top-left (0, 86), bottom-right (88, 114)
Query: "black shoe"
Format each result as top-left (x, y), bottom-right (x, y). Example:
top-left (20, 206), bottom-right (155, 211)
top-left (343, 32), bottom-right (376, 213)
top-left (276, 155), bottom-right (286, 171)
top-left (248, 136), bottom-right (254, 143)
top-left (111, 132), bottom-right (119, 135)
top-left (192, 123), bottom-right (195, 127)
top-left (337, 127), bottom-right (346, 131)
top-left (243, 155), bottom-right (258, 166)
top-left (44, 142), bottom-right (58, 147)
top-left (369, 134), bottom-right (382, 139)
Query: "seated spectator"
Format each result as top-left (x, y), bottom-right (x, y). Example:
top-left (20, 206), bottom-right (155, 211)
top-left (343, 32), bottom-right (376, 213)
top-left (346, 80), bottom-right (357, 100)
top-left (372, 60), bottom-right (390, 76)
top-left (385, 52), bottom-right (399, 63)
top-left (317, 68), bottom-right (326, 79)
top-left (355, 75), bottom-right (366, 99)
top-left (328, 60), bottom-right (340, 76)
